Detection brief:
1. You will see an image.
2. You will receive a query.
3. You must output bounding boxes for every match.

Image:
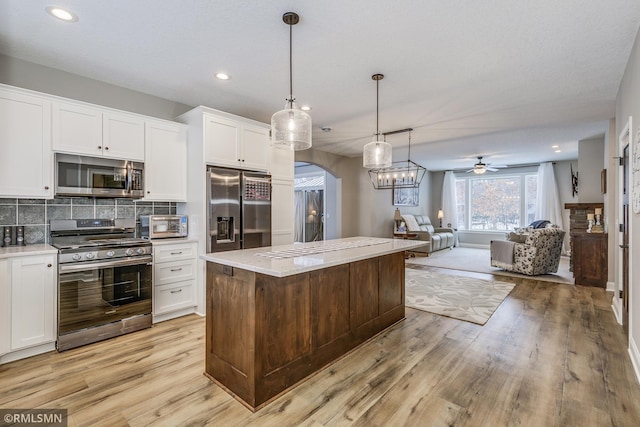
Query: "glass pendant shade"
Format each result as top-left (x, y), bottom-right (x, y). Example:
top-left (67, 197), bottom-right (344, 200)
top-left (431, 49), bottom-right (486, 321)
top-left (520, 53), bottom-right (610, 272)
top-left (271, 100), bottom-right (312, 150)
top-left (363, 138), bottom-right (392, 168)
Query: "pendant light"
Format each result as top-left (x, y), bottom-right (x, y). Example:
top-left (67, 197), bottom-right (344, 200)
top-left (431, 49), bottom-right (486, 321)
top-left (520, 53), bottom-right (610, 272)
top-left (271, 12), bottom-right (312, 151)
top-left (367, 128), bottom-right (427, 189)
top-left (363, 74), bottom-right (392, 168)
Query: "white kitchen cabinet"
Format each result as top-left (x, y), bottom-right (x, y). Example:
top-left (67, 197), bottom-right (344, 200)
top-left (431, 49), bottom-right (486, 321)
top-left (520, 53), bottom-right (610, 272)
top-left (152, 241), bottom-right (197, 323)
top-left (0, 87), bottom-right (53, 198)
top-left (10, 255), bottom-right (56, 351)
top-left (203, 112), bottom-right (268, 171)
top-left (240, 123), bottom-right (269, 171)
top-left (0, 259), bottom-right (9, 356)
top-left (103, 112), bottom-right (145, 160)
top-left (144, 120), bottom-right (188, 201)
top-left (52, 100), bottom-right (102, 156)
top-left (271, 178), bottom-right (295, 245)
top-left (268, 140), bottom-right (294, 180)
top-left (52, 101), bottom-right (145, 161)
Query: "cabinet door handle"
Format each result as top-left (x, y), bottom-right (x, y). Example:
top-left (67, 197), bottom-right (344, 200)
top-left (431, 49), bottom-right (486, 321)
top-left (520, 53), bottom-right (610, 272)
top-left (170, 268), bottom-right (183, 272)
top-left (98, 145), bottom-right (102, 149)
top-left (619, 244), bottom-right (629, 249)
top-left (170, 289), bottom-right (183, 294)
top-left (44, 186), bottom-right (49, 190)
top-left (170, 251), bottom-right (183, 255)
top-left (105, 146), bottom-right (109, 151)
top-left (47, 264), bottom-right (52, 267)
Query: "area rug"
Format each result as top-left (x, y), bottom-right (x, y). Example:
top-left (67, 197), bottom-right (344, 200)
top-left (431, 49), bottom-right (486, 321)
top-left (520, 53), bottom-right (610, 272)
top-left (407, 247), bottom-right (573, 284)
top-left (405, 268), bottom-right (515, 325)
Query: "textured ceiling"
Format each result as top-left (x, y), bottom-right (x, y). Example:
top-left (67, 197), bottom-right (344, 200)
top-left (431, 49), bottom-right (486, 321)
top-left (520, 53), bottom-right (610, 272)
top-left (1, 0), bottom-right (639, 171)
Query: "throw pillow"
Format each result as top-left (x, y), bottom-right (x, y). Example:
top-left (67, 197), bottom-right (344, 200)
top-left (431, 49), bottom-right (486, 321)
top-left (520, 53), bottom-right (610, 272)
top-left (507, 232), bottom-right (528, 243)
top-left (402, 215), bottom-right (420, 232)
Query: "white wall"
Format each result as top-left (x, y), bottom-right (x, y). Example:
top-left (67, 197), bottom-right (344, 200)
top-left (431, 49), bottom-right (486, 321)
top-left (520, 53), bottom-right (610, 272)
top-left (0, 54), bottom-right (191, 120)
top-left (578, 137), bottom-right (606, 203)
top-left (615, 21), bottom-right (640, 381)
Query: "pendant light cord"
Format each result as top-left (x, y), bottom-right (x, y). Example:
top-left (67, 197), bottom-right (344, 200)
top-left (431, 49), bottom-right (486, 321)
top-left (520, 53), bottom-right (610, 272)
top-left (376, 78), bottom-right (379, 141)
top-left (289, 22), bottom-right (293, 103)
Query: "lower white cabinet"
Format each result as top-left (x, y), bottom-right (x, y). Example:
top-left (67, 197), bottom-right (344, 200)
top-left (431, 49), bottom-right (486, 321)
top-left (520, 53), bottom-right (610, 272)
top-left (0, 260), bottom-right (9, 357)
top-left (1, 253), bottom-right (57, 364)
top-left (152, 241), bottom-right (197, 323)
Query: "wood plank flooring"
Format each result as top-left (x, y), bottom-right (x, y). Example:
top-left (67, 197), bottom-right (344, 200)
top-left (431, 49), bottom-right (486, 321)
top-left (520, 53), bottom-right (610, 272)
top-left (1, 266), bottom-right (640, 426)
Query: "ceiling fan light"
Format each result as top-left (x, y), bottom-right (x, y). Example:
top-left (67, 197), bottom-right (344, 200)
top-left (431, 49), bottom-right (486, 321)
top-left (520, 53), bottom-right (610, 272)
top-left (271, 101), bottom-right (312, 150)
top-left (363, 139), bottom-right (392, 168)
top-left (474, 167), bottom-right (486, 174)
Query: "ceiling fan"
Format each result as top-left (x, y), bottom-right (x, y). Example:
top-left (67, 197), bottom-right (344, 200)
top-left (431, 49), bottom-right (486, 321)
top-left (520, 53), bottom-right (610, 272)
top-left (466, 156), bottom-right (507, 174)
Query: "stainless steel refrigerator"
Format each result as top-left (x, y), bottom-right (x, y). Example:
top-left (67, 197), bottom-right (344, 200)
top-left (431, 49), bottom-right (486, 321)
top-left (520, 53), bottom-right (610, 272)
top-left (207, 166), bottom-right (272, 252)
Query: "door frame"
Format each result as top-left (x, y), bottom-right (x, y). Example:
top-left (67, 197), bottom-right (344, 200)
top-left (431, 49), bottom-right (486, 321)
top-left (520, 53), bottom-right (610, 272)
top-left (614, 117), bottom-right (631, 332)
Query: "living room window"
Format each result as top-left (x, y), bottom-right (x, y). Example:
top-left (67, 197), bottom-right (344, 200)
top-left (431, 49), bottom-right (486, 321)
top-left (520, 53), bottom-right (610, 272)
top-left (455, 174), bottom-right (537, 231)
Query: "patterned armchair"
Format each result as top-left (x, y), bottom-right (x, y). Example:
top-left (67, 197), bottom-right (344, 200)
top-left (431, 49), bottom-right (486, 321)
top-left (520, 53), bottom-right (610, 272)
top-left (490, 227), bottom-right (565, 275)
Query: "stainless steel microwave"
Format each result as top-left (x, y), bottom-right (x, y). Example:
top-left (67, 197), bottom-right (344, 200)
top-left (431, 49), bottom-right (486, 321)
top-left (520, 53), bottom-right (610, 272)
top-left (55, 153), bottom-right (144, 198)
top-left (140, 215), bottom-right (188, 239)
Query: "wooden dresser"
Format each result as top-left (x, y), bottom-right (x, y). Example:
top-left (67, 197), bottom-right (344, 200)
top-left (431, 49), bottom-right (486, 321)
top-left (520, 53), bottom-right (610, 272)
top-left (571, 232), bottom-right (608, 288)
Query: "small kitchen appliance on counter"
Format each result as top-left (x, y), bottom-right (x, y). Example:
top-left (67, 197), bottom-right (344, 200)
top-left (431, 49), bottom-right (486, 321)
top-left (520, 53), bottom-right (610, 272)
top-left (140, 215), bottom-right (188, 239)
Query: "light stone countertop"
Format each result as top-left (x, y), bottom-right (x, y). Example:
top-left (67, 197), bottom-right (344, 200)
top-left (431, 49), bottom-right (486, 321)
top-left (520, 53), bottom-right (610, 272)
top-left (0, 244), bottom-right (58, 259)
top-left (200, 236), bottom-right (428, 277)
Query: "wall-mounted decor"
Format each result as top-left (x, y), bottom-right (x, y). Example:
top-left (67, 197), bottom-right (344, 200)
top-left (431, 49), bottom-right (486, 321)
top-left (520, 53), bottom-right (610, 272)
top-left (570, 163), bottom-right (578, 197)
top-left (601, 169), bottom-right (607, 194)
top-left (393, 186), bottom-right (419, 206)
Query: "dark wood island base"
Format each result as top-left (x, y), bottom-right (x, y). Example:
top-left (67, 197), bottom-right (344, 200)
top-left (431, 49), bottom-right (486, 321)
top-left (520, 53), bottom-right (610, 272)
top-left (205, 251), bottom-right (405, 411)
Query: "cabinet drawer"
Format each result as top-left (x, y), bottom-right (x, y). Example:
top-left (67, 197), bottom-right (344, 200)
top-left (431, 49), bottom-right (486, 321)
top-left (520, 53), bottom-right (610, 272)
top-left (154, 280), bottom-right (195, 315)
top-left (153, 243), bottom-right (196, 263)
top-left (154, 260), bottom-right (195, 286)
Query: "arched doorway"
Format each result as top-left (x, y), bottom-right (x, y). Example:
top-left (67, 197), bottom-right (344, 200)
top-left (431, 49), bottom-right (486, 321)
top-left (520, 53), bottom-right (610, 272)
top-left (294, 162), bottom-right (341, 242)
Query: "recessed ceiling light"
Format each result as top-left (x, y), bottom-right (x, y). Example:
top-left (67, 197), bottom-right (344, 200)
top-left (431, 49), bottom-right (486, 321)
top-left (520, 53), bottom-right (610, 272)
top-left (301, 105), bottom-right (312, 111)
top-left (555, 149), bottom-right (562, 153)
top-left (215, 73), bottom-right (231, 80)
top-left (46, 6), bottom-right (78, 22)
top-left (551, 145), bottom-right (559, 148)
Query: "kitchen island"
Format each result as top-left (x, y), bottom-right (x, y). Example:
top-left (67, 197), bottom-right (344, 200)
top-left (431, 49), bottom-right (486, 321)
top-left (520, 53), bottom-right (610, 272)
top-left (201, 237), bottom-right (427, 410)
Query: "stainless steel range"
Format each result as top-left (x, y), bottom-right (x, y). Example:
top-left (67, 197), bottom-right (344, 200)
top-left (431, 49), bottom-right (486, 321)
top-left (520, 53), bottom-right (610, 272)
top-left (50, 219), bottom-right (152, 351)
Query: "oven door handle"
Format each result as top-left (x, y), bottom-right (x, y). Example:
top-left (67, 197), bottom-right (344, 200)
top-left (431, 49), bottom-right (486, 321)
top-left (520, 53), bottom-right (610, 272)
top-left (59, 256), bottom-right (153, 273)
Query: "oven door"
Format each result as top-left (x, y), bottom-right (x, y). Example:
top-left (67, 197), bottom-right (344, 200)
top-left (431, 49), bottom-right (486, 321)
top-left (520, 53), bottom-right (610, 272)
top-left (58, 256), bottom-right (152, 337)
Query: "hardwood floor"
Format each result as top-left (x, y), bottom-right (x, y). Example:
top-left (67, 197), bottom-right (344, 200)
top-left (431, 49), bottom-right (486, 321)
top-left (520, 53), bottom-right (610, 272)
top-left (1, 266), bottom-right (639, 426)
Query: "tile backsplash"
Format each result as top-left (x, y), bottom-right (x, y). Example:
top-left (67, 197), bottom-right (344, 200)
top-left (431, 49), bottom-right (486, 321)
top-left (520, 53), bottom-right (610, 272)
top-left (0, 198), bottom-right (177, 244)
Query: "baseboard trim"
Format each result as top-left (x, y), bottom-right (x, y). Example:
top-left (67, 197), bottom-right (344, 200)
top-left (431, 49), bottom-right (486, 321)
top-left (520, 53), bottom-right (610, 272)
top-left (612, 299), bottom-right (623, 325)
top-left (629, 336), bottom-right (640, 385)
top-left (458, 243), bottom-right (489, 250)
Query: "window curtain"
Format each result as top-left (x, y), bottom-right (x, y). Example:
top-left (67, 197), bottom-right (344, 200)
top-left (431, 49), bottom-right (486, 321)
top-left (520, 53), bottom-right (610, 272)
top-left (535, 162), bottom-right (563, 228)
top-left (441, 171), bottom-right (458, 228)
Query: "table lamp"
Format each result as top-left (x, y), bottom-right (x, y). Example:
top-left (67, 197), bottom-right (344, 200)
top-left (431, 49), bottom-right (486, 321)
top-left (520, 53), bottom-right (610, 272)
top-left (437, 209), bottom-right (444, 227)
top-left (394, 208), bottom-right (403, 231)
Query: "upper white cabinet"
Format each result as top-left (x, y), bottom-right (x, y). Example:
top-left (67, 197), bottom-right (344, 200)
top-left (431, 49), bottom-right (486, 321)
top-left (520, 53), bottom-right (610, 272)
top-left (0, 87), bottom-right (53, 198)
top-left (203, 112), bottom-right (268, 171)
top-left (103, 112), bottom-right (145, 160)
top-left (268, 143), bottom-right (294, 180)
top-left (144, 120), bottom-right (188, 202)
top-left (52, 101), bottom-right (145, 161)
top-left (240, 123), bottom-right (269, 171)
top-left (10, 254), bottom-right (56, 351)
